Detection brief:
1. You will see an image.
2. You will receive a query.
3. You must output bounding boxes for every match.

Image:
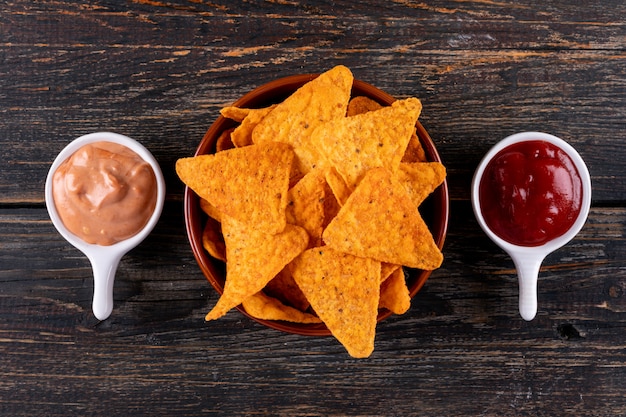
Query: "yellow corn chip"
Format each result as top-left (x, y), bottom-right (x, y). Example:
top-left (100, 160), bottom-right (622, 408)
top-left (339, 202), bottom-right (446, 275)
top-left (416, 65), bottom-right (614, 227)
top-left (252, 65), bottom-right (353, 178)
top-left (379, 267), bottom-right (411, 314)
top-left (347, 96), bottom-right (426, 163)
top-left (346, 95), bottom-right (383, 116)
top-left (311, 97), bottom-right (423, 189)
top-left (205, 215), bottom-right (309, 321)
top-left (199, 198), bottom-right (222, 222)
top-left (215, 127), bottom-right (235, 152)
top-left (223, 105), bottom-right (277, 148)
top-left (176, 142), bottom-right (293, 234)
top-left (324, 166), bottom-right (353, 207)
top-left (264, 267), bottom-right (310, 312)
top-left (286, 168), bottom-right (326, 248)
top-left (322, 181), bottom-right (341, 230)
top-left (202, 217), bottom-right (226, 262)
top-left (290, 247), bottom-right (380, 358)
top-left (242, 291), bottom-right (321, 324)
top-left (397, 162), bottom-right (447, 207)
top-left (402, 131), bottom-right (427, 163)
top-left (380, 262), bottom-right (401, 283)
top-left (220, 106), bottom-right (252, 122)
top-left (322, 167), bottom-right (443, 270)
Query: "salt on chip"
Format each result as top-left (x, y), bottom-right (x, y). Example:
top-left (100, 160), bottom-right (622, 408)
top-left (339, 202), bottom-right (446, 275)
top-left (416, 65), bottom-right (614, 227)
top-left (311, 97), bottom-right (423, 189)
top-left (205, 215), bottom-right (309, 321)
top-left (252, 65), bottom-right (353, 178)
top-left (379, 267), bottom-right (411, 314)
top-left (323, 167), bottom-right (443, 270)
top-left (290, 247), bottom-right (380, 358)
top-left (176, 142), bottom-right (293, 234)
top-left (242, 291), bottom-right (321, 324)
top-left (397, 162), bottom-right (447, 208)
top-left (286, 168), bottom-right (326, 248)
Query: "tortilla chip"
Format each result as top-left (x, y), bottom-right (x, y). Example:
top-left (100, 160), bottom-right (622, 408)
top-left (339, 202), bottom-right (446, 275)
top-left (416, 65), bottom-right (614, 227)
top-left (242, 291), bottom-right (321, 324)
top-left (347, 95), bottom-right (383, 116)
top-left (379, 267), bottom-right (411, 314)
top-left (220, 106), bottom-right (252, 122)
top-left (322, 167), bottom-right (443, 270)
top-left (264, 267), bottom-right (310, 312)
top-left (215, 127), bottom-right (235, 152)
top-left (224, 106), bottom-right (277, 148)
top-left (324, 166), bottom-right (353, 207)
top-left (290, 247), bottom-right (380, 358)
top-left (322, 181), bottom-right (341, 230)
top-left (402, 131), bottom-right (427, 163)
top-left (396, 162), bottom-right (447, 207)
top-left (205, 215), bottom-right (309, 321)
top-left (252, 65), bottom-right (354, 178)
top-left (285, 169), bottom-right (326, 248)
top-left (311, 97), bottom-right (423, 189)
top-left (199, 198), bottom-right (222, 222)
top-left (202, 217), bottom-right (226, 262)
top-left (381, 263), bottom-right (401, 283)
top-left (176, 142), bottom-right (293, 234)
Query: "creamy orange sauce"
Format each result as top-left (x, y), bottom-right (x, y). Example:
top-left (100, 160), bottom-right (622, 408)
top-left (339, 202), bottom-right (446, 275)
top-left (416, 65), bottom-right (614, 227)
top-left (52, 141), bottom-right (157, 246)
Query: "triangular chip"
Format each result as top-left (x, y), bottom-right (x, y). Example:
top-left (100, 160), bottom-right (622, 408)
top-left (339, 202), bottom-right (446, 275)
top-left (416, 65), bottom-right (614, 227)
top-left (324, 166), bottom-right (353, 207)
top-left (215, 127), bottom-right (235, 152)
top-left (264, 267), bottom-right (310, 312)
top-left (285, 169), bottom-right (326, 248)
top-left (290, 247), bottom-right (380, 358)
top-left (311, 97), bottom-right (422, 189)
top-left (252, 65), bottom-right (353, 178)
top-left (222, 105), bottom-right (277, 148)
top-left (199, 198), bottom-right (222, 222)
top-left (380, 263), bottom-right (401, 283)
top-left (205, 215), bottom-right (309, 321)
top-left (396, 162), bottom-right (447, 208)
top-left (202, 217), bottom-right (226, 262)
top-left (220, 106), bottom-right (253, 122)
top-left (379, 267), bottom-right (411, 314)
top-left (176, 142), bottom-right (293, 234)
top-left (402, 131), bottom-right (427, 163)
top-left (323, 167), bottom-right (443, 270)
top-left (242, 291), bottom-right (321, 324)
top-left (346, 95), bottom-right (383, 117)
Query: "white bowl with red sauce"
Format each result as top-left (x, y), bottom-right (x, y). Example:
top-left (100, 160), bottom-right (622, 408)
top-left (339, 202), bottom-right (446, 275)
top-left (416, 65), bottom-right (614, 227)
top-left (471, 132), bottom-right (591, 321)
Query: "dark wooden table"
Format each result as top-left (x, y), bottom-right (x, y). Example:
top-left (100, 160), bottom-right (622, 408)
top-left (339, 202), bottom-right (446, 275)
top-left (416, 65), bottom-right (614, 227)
top-left (2, 1), bottom-right (625, 416)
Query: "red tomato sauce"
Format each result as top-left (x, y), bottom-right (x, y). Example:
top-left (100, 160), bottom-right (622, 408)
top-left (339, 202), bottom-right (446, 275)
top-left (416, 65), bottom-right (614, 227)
top-left (479, 140), bottom-right (583, 246)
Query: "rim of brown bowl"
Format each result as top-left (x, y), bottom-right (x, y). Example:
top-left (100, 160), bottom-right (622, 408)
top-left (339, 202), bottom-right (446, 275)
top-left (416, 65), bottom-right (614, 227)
top-left (184, 73), bottom-right (449, 337)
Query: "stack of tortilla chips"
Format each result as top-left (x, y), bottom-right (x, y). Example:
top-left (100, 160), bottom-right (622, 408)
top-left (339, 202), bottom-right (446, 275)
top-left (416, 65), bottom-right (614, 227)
top-left (176, 65), bottom-right (446, 358)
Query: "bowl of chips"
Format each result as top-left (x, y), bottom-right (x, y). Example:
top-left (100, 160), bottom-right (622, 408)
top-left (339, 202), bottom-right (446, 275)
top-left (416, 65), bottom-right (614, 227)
top-left (180, 66), bottom-right (448, 357)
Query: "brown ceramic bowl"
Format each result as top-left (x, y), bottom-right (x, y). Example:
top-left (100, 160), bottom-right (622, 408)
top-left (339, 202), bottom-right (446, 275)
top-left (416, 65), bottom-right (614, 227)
top-left (184, 73), bottom-right (449, 336)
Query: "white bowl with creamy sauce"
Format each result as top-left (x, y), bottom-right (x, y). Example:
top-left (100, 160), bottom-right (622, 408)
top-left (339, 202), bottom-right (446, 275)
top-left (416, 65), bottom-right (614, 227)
top-left (45, 132), bottom-right (165, 320)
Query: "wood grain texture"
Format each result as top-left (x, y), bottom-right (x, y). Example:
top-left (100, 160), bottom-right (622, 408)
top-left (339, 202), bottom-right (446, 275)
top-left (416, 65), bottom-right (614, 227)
top-left (1, 0), bottom-right (625, 416)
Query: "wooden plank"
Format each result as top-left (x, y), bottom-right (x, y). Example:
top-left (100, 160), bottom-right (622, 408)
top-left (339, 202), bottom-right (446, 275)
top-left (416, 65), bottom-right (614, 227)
top-left (0, 204), bottom-right (625, 416)
top-left (1, 1), bottom-right (625, 203)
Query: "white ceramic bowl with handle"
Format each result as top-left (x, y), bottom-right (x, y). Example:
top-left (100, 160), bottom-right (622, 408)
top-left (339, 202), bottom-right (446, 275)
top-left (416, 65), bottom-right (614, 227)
top-left (471, 132), bottom-right (591, 320)
top-left (45, 132), bottom-right (166, 320)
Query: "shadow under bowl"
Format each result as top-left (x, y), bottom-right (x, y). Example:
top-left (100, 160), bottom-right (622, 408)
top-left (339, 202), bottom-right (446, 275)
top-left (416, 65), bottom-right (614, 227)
top-left (184, 74), bottom-right (449, 336)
